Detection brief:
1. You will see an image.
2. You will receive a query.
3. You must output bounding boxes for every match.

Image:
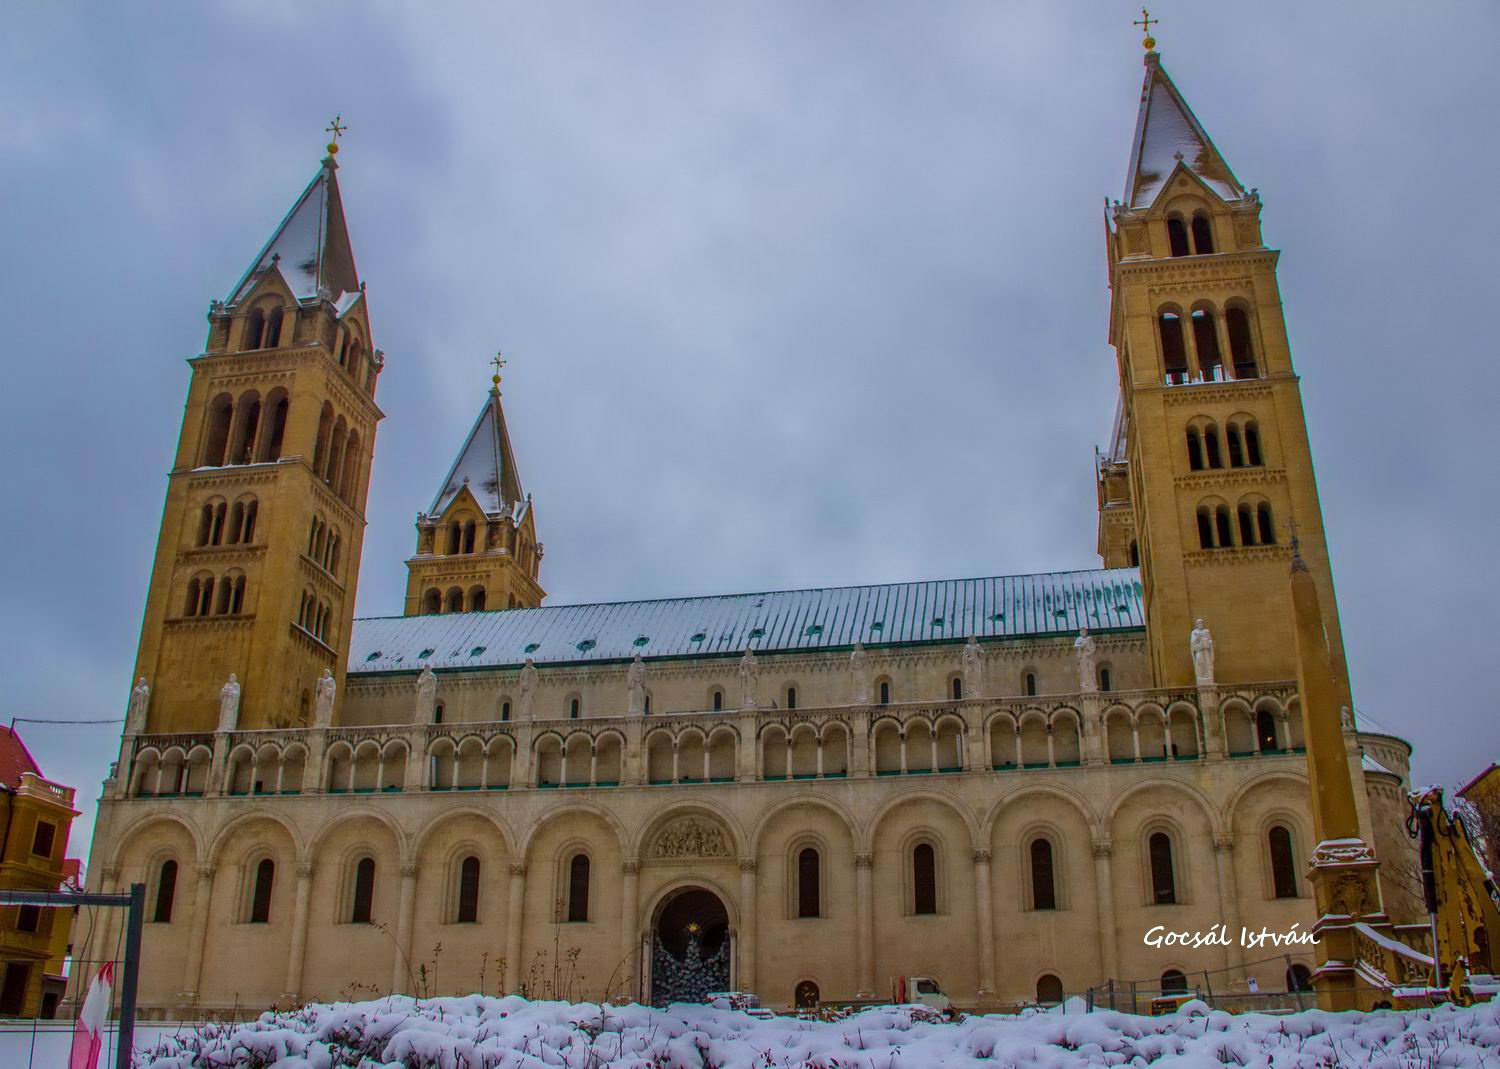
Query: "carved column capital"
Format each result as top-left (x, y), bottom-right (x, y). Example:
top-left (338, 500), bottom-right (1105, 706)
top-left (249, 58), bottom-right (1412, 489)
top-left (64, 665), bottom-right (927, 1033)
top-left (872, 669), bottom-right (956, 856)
top-left (854, 852), bottom-right (874, 869)
top-left (1091, 840), bottom-right (1113, 860)
top-left (400, 863), bottom-right (420, 879)
top-left (972, 849), bottom-right (992, 865)
top-left (1213, 834), bottom-right (1236, 853)
top-left (738, 857), bottom-right (758, 873)
top-left (195, 864), bottom-right (217, 881)
top-left (508, 862), bottom-right (528, 879)
top-left (296, 861), bottom-right (316, 879)
top-left (99, 865), bottom-right (122, 884)
top-left (622, 860), bottom-right (640, 876)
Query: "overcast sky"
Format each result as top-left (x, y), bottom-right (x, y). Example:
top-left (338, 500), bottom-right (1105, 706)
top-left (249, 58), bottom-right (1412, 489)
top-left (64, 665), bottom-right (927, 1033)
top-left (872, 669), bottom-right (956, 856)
top-left (2, 2), bottom-right (1495, 864)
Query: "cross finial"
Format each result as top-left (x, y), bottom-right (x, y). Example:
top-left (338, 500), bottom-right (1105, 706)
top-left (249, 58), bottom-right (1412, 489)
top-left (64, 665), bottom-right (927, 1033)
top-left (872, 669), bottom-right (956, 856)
top-left (325, 114), bottom-right (348, 156)
top-left (491, 351), bottom-right (507, 391)
top-left (1133, 7), bottom-right (1159, 51)
top-left (1285, 517), bottom-right (1308, 573)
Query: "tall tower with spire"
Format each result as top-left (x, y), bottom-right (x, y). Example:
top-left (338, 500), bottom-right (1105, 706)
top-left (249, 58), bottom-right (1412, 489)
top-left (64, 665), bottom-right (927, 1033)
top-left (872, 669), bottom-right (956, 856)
top-left (128, 145), bottom-right (383, 733)
top-left (403, 368), bottom-right (544, 615)
top-left (1098, 41), bottom-right (1352, 702)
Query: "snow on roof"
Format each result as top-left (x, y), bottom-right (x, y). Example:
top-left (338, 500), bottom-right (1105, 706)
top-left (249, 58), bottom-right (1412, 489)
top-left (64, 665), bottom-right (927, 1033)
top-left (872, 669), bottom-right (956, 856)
top-left (1125, 56), bottom-right (1245, 209)
top-left (226, 158), bottom-right (359, 307)
top-left (349, 567), bottom-right (1145, 674)
top-left (428, 389), bottom-right (524, 518)
top-left (1361, 753), bottom-right (1396, 777)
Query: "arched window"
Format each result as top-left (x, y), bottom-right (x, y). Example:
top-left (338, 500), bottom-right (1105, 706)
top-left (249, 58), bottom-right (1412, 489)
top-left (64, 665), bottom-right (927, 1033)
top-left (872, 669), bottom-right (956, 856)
top-left (1196, 507), bottom-right (1214, 550)
top-left (1098, 667), bottom-right (1112, 692)
top-left (1244, 422), bottom-right (1263, 466)
top-left (1149, 832), bottom-right (1177, 904)
top-left (263, 307), bottom-right (284, 349)
top-left (1036, 974), bottom-right (1064, 1005)
top-left (204, 394), bottom-right (234, 467)
top-left (1256, 710), bottom-right (1279, 752)
top-left (1129, 540), bottom-right (1140, 567)
top-left (1190, 213), bottom-right (1214, 254)
top-left (912, 842), bottom-right (937, 915)
top-left (1215, 506), bottom-right (1234, 548)
top-left (1286, 963), bottom-right (1313, 992)
top-left (469, 588), bottom-right (487, 612)
top-left (1161, 968), bottom-right (1188, 995)
top-left (260, 393), bottom-right (289, 462)
top-left (1227, 307), bottom-right (1258, 378)
top-left (1238, 504), bottom-right (1257, 546)
top-left (711, 689), bottom-right (723, 712)
top-left (241, 500), bottom-right (258, 544)
top-left (1159, 312), bottom-right (1189, 385)
top-left (1024, 672), bottom-right (1037, 697)
top-left (1226, 424), bottom-right (1244, 468)
top-left (350, 857), bottom-right (375, 923)
top-left (567, 854), bottom-right (590, 922)
top-left (447, 523), bottom-right (461, 555)
top-left (457, 856), bottom-right (481, 923)
top-left (249, 858), bottom-right (274, 923)
top-left (1166, 215), bottom-right (1190, 257)
top-left (198, 576), bottom-right (215, 617)
top-left (1191, 309), bottom-right (1222, 381)
top-left (795, 980), bottom-right (820, 1008)
top-left (569, 698), bottom-right (581, 720)
top-left (184, 578), bottom-right (202, 617)
top-left (153, 859), bottom-right (178, 923)
top-left (797, 847), bottom-right (821, 918)
top-left (229, 574), bottom-right (246, 615)
top-left (951, 677), bottom-right (963, 701)
top-left (1203, 425), bottom-right (1223, 469)
top-left (433, 703), bottom-right (444, 725)
top-left (422, 588), bottom-right (441, 615)
top-left (243, 309), bottom-right (265, 351)
top-left (1186, 427), bottom-right (1204, 471)
top-left (1268, 825), bottom-right (1298, 898)
top-left (1030, 838), bottom-right (1056, 910)
top-left (878, 680), bottom-right (891, 705)
top-left (500, 701), bottom-right (511, 722)
top-left (462, 521), bottom-right (476, 554)
top-left (785, 686), bottom-right (797, 710)
top-left (230, 392), bottom-right (261, 465)
top-left (445, 587), bottom-right (464, 613)
top-left (1257, 503), bottom-right (1275, 545)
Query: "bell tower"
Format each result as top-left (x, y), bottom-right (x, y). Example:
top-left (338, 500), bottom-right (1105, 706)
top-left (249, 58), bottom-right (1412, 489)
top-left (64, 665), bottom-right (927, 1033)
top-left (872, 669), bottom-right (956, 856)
top-left (403, 365), bottom-right (544, 615)
top-left (1098, 44), bottom-right (1352, 703)
top-left (130, 145), bottom-right (383, 732)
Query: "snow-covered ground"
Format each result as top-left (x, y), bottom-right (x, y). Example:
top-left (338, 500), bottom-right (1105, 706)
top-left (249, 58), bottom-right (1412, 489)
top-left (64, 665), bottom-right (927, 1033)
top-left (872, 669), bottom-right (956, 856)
top-left (7, 996), bottom-right (1500, 1068)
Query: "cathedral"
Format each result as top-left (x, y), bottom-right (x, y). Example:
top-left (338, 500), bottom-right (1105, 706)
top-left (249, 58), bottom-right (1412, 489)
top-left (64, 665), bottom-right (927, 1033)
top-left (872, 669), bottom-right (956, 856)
top-left (82, 46), bottom-right (1419, 1016)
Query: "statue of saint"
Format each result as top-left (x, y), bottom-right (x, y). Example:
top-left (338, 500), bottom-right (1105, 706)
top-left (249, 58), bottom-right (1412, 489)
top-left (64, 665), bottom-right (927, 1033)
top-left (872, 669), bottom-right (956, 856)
top-left (849, 642), bottom-right (870, 705)
top-left (962, 636), bottom-right (983, 699)
top-left (738, 647), bottom-right (758, 709)
top-left (518, 658), bottom-right (539, 720)
top-left (415, 665), bottom-right (437, 722)
top-left (1190, 618), bottom-right (1215, 686)
top-left (627, 654), bottom-right (647, 715)
top-left (1074, 628), bottom-right (1097, 693)
top-left (313, 668), bottom-right (337, 727)
top-left (126, 678), bottom-right (151, 735)
top-left (217, 674), bottom-right (241, 733)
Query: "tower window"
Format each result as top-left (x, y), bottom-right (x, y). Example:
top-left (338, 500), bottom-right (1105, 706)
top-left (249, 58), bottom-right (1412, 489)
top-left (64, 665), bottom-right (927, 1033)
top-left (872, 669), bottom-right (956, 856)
top-left (1166, 215), bottom-right (1190, 257)
top-left (422, 588), bottom-right (441, 615)
top-left (569, 698), bottom-right (580, 719)
top-left (1203, 426), bottom-right (1223, 469)
top-left (1257, 503), bottom-right (1276, 545)
top-left (1227, 307), bottom-right (1258, 378)
top-left (457, 855), bottom-right (481, 923)
top-left (447, 522), bottom-right (462, 555)
top-left (1196, 508), bottom-right (1214, 550)
top-left (1244, 422), bottom-right (1263, 466)
top-left (1269, 825), bottom-right (1298, 899)
top-left (1186, 428), bottom-right (1204, 471)
top-left (785, 686), bottom-right (797, 710)
top-left (249, 858), bottom-right (274, 923)
top-left (1190, 212), bottom-right (1214, 254)
top-left (879, 680), bottom-right (891, 705)
top-left (153, 859), bottom-right (178, 923)
top-left (1024, 672), bottom-right (1037, 697)
top-left (1128, 540), bottom-right (1140, 567)
top-left (1191, 310), bottom-right (1223, 381)
top-left (951, 677), bottom-right (963, 701)
top-left (1238, 504), bottom-right (1257, 546)
top-left (243, 309), bottom-right (265, 351)
top-left (1158, 312), bottom-right (1189, 385)
top-left (204, 395), bottom-right (234, 467)
top-left (797, 847), bottom-right (821, 918)
top-left (1030, 838), bottom-right (1056, 910)
top-left (263, 307), bottom-right (284, 349)
top-left (1215, 506), bottom-right (1234, 549)
top-left (462, 521), bottom-right (476, 554)
top-left (1226, 424), bottom-right (1244, 468)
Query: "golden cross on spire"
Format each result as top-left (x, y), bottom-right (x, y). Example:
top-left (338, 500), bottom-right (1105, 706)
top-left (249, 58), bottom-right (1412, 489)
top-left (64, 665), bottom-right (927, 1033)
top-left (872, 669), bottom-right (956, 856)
top-left (491, 351), bottom-right (507, 390)
top-left (1133, 7), bottom-right (1159, 51)
top-left (325, 114), bottom-right (348, 156)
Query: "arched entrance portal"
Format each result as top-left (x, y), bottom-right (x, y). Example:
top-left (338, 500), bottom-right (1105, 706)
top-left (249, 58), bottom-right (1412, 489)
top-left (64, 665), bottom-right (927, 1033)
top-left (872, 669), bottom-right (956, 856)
top-left (650, 887), bottom-right (730, 1006)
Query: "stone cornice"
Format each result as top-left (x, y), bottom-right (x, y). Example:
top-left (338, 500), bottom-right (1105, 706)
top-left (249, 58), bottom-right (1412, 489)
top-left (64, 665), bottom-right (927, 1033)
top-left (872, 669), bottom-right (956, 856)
top-left (1183, 545), bottom-right (1292, 568)
top-left (1174, 467), bottom-right (1286, 492)
top-left (179, 544), bottom-right (268, 566)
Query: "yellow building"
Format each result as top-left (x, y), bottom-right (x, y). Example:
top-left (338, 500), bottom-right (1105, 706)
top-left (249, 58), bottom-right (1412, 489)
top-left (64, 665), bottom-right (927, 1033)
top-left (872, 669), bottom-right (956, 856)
top-left (82, 46), bottom-right (1421, 1016)
top-left (0, 728), bottom-right (79, 1018)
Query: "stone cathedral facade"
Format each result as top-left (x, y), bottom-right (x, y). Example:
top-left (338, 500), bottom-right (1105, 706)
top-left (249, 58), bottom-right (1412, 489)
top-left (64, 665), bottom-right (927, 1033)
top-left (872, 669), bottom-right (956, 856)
top-left (81, 50), bottom-right (1419, 1016)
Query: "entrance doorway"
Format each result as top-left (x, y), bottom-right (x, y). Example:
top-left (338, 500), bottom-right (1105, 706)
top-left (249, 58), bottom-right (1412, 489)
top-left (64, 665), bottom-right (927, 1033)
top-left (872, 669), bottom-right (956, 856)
top-left (795, 980), bottom-right (820, 1008)
top-left (650, 887), bottom-right (730, 1006)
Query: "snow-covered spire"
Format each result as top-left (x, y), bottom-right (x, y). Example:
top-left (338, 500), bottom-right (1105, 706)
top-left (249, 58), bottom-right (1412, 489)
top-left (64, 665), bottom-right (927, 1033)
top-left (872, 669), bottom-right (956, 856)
top-left (225, 154), bottom-right (360, 307)
top-left (429, 385), bottom-right (524, 518)
top-left (1123, 53), bottom-right (1247, 210)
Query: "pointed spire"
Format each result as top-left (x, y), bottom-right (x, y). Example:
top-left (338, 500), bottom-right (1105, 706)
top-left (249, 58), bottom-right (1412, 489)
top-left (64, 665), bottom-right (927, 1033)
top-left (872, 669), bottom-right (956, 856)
top-left (226, 154), bottom-right (360, 308)
top-left (1123, 55), bottom-right (1246, 210)
top-left (429, 384), bottom-right (524, 518)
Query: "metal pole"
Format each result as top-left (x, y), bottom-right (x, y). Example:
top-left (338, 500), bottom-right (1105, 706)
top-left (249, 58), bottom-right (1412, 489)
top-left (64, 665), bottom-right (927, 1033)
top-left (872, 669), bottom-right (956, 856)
top-left (115, 883), bottom-right (145, 1069)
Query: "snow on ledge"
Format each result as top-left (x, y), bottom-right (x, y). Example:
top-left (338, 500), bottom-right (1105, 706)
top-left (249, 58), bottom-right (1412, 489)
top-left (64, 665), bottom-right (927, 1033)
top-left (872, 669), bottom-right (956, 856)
top-left (132, 993), bottom-right (1500, 1068)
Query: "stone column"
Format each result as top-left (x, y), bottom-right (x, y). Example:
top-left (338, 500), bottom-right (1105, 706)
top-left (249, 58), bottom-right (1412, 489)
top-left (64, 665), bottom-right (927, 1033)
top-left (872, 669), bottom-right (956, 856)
top-left (622, 719), bottom-right (643, 787)
top-left (736, 712), bottom-right (757, 782)
top-left (305, 729), bottom-right (328, 792)
top-left (620, 861), bottom-right (640, 1000)
top-left (1091, 841), bottom-right (1119, 982)
top-left (972, 849), bottom-right (997, 999)
top-left (1081, 694), bottom-right (1105, 765)
top-left (405, 728), bottom-right (427, 789)
top-left (208, 734), bottom-right (230, 796)
top-left (505, 862), bottom-right (527, 992)
top-left (392, 863), bottom-right (420, 994)
top-left (179, 863), bottom-right (217, 1003)
top-left (854, 852), bottom-right (875, 997)
top-left (283, 861), bottom-right (315, 1002)
top-left (1212, 836), bottom-right (1243, 968)
top-left (1198, 686), bottom-right (1225, 759)
top-left (850, 708), bottom-right (872, 778)
top-left (738, 858), bottom-right (757, 993)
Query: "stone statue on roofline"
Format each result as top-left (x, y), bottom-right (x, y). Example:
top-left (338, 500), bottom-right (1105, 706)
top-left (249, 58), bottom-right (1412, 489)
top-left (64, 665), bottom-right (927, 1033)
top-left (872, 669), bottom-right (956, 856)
top-left (849, 642), bottom-right (870, 705)
top-left (1190, 619), bottom-right (1215, 686)
top-left (738, 646), bottom-right (758, 710)
top-left (1074, 628), bottom-right (1097, 693)
top-left (126, 678), bottom-right (151, 735)
top-left (518, 657), bottom-right (539, 720)
top-left (962, 636), bottom-right (984, 699)
top-left (627, 654), bottom-right (647, 715)
top-left (415, 665), bottom-right (437, 723)
top-left (313, 667), bottom-right (337, 728)
top-left (217, 674), bottom-right (241, 733)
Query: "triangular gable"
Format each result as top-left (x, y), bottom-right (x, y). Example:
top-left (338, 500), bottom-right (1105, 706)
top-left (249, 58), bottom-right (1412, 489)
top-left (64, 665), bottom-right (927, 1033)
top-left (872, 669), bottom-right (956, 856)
top-left (227, 158), bottom-right (360, 307)
top-left (429, 390), bottom-right (524, 517)
top-left (1125, 57), bottom-right (1245, 210)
